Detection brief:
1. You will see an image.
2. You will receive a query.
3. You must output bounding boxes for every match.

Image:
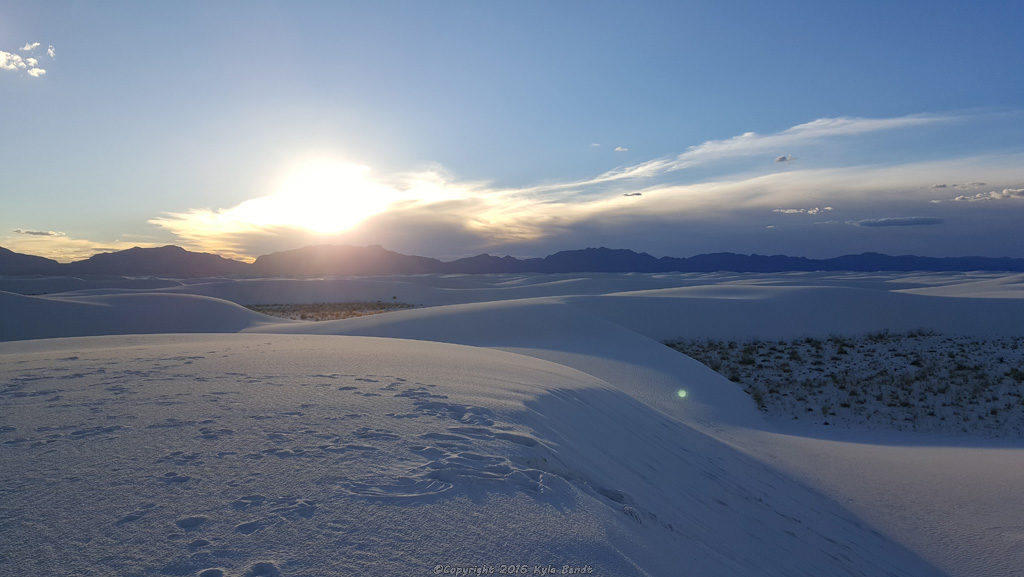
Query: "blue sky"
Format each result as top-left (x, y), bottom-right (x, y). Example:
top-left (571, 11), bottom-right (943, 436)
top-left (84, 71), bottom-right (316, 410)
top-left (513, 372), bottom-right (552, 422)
top-left (2, 1), bottom-right (1023, 261)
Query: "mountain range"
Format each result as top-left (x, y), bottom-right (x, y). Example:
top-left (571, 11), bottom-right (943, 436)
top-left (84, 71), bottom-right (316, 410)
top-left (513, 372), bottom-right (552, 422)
top-left (3, 244), bottom-right (1024, 277)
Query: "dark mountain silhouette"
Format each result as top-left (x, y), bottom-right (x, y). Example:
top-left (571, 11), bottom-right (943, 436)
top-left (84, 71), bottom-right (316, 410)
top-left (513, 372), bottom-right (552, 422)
top-left (251, 244), bottom-right (442, 276)
top-left (442, 253), bottom-right (530, 274)
top-left (251, 245), bottom-right (1024, 275)
top-left (0, 245), bottom-right (247, 277)
top-left (61, 246), bottom-right (250, 276)
top-left (3, 244), bottom-right (1024, 277)
top-left (0, 246), bottom-right (62, 275)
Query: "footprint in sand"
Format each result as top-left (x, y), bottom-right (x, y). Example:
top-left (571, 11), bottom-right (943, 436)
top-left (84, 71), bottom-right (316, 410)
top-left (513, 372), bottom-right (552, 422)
top-left (174, 515), bottom-right (208, 531)
top-left (339, 476), bottom-right (453, 498)
top-left (244, 561), bottom-right (282, 577)
top-left (159, 472), bottom-right (192, 484)
top-left (271, 497), bottom-right (317, 519)
top-left (234, 519), bottom-right (272, 535)
top-left (116, 503), bottom-right (157, 525)
top-left (231, 495), bottom-right (266, 510)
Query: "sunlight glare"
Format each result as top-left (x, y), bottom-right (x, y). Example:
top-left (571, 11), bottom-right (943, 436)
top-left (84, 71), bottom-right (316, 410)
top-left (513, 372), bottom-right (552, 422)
top-left (253, 161), bottom-right (397, 234)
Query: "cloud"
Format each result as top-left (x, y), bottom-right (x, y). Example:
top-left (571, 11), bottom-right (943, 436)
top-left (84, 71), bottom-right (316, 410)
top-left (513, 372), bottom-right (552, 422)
top-left (590, 143), bottom-right (600, 148)
top-left (2, 44), bottom-right (48, 77)
top-left (143, 149), bottom-right (1024, 260)
top-left (47, 45), bottom-right (55, 59)
top-left (20, 42), bottom-right (40, 52)
top-left (773, 206), bottom-right (832, 215)
top-left (2, 231), bottom-right (160, 263)
top-left (517, 113), bottom-right (953, 194)
top-left (1, 51), bottom-right (26, 70)
top-left (13, 228), bottom-right (64, 236)
top-left (148, 162), bottom-right (501, 260)
top-left (135, 111), bottom-right (1024, 261)
top-left (932, 181), bottom-right (987, 190)
top-left (775, 154), bottom-right (795, 163)
top-left (943, 188), bottom-right (1024, 202)
top-left (849, 217), bottom-right (944, 227)
top-left (614, 146), bottom-right (629, 152)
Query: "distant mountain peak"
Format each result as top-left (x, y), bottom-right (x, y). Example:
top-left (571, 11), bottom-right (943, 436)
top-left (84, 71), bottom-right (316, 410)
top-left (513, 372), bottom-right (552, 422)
top-left (2, 243), bottom-right (1024, 277)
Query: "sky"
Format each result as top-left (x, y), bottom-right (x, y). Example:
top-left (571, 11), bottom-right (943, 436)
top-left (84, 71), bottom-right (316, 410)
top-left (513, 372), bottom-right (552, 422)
top-left (2, 0), bottom-right (1023, 262)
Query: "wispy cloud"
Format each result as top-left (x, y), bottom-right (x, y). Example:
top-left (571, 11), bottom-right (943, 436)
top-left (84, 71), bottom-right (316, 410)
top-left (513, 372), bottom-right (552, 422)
top-left (13, 228), bottom-right (64, 237)
top-left (931, 182), bottom-right (986, 190)
top-left (849, 217), bottom-right (944, 227)
top-left (516, 114), bottom-right (953, 195)
top-left (614, 146), bottom-right (629, 152)
top-left (775, 154), bottom-right (795, 163)
top-left (20, 42), bottom-right (40, 52)
top-left (47, 44), bottom-right (55, 59)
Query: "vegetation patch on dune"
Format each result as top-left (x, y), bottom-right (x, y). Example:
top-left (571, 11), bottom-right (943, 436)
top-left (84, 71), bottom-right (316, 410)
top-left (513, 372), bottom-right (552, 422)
top-left (245, 301), bottom-right (414, 321)
top-left (667, 331), bottom-right (1024, 436)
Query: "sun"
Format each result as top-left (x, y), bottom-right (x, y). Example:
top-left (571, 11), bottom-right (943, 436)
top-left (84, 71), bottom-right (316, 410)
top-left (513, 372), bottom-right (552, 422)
top-left (239, 160), bottom-right (396, 235)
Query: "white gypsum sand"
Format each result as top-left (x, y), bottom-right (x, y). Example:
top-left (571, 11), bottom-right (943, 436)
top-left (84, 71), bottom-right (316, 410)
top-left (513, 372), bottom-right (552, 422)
top-left (1, 271), bottom-right (1022, 576)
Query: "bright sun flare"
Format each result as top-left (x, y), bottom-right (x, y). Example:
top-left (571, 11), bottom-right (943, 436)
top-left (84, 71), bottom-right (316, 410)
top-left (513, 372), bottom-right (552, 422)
top-left (238, 161), bottom-right (396, 235)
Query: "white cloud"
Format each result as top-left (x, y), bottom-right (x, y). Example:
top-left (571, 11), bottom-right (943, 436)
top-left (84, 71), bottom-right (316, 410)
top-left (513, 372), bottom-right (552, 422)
top-left (2, 44), bottom-right (48, 77)
top-left (666, 114), bottom-right (945, 170)
top-left (590, 143), bottom-right (601, 148)
top-left (47, 45), bottom-right (55, 59)
top-left (775, 154), bottom-right (795, 163)
top-left (1, 51), bottom-right (26, 70)
top-left (946, 188), bottom-right (1024, 202)
top-left (20, 42), bottom-right (40, 52)
top-left (518, 113), bottom-right (953, 194)
top-left (773, 206), bottom-right (832, 215)
top-left (614, 146), bottom-right (629, 152)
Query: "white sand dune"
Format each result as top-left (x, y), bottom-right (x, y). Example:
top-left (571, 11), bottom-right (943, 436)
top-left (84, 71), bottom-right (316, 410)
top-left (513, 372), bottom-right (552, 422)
top-left (2, 272), bottom-right (1023, 576)
top-left (896, 273), bottom-right (1024, 299)
top-left (0, 290), bottom-right (279, 342)
top-left (2, 334), bottom-right (939, 576)
top-left (0, 275), bottom-right (183, 295)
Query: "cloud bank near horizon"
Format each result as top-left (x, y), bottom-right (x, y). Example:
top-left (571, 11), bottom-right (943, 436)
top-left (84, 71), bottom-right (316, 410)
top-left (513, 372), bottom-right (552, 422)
top-left (8, 113), bottom-right (1024, 261)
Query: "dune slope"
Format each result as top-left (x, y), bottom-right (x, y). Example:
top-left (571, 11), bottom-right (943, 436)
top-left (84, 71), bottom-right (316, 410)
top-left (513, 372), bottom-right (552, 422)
top-left (0, 334), bottom-right (940, 576)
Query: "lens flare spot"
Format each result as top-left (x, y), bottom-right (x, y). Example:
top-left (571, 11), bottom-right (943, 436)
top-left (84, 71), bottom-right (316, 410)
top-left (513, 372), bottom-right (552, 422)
top-left (676, 389), bottom-right (688, 399)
